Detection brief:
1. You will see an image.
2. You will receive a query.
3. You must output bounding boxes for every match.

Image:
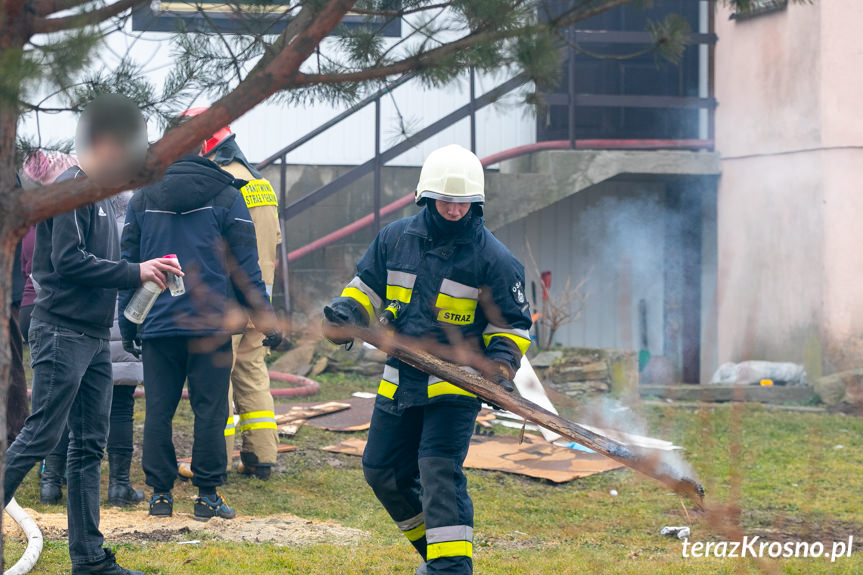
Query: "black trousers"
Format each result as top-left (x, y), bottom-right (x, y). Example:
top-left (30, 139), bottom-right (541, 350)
top-left (48, 383), bottom-right (137, 465)
top-left (108, 385), bottom-right (135, 456)
top-left (142, 336), bottom-right (232, 492)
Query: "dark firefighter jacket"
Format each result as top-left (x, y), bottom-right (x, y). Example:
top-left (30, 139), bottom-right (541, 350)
top-left (333, 206), bottom-right (532, 408)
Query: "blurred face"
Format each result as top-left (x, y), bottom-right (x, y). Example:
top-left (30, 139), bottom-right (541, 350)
top-left (79, 135), bottom-right (146, 187)
top-left (435, 199), bottom-right (471, 221)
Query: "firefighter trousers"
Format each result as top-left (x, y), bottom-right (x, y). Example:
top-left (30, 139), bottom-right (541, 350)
top-left (225, 327), bottom-right (277, 468)
top-left (362, 397), bottom-right (480, 575)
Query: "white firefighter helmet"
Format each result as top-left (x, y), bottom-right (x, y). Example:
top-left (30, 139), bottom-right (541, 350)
top-left (415, 144), bottom-right (485, 204)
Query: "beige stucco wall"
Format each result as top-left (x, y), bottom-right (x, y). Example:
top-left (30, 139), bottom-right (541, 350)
top-left (715, 0), bottom-right (863, 379)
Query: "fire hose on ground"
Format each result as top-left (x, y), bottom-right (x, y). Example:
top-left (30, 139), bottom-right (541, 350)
top-left (4, 498), bottom-right (44, 575)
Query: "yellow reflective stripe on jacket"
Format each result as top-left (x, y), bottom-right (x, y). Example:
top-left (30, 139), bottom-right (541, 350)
top-left (435, 279), bottom-right (479, 325)
top-left (341, 287), bottom-right (375, 322)
top-left (386, 270), bottom-right (416, 305)
top-left (439, 278), bottom-right (478, 300)
top-left (238, 410), bottom-right (277, 431)
top-left (435, 292), bottom-right (477, 325)
top-left (241, 179), bottom-right (278, 208)
top-left (427, 368), bottom-right (478, 398)
top-left (341, 277), bottom-right (382, 322)
top-left (482, 325), bottom-right (532, 355)
top-left (378, 380), bottom-right (398, 399)
top-left (386, 285), bottom-right (413, 305)
top-left (427, 381), bottom-right (476, 399)
top-left (427, 541), bottom-right (473, 560)
top-left (377, 365), bottom-right (400, 399)
top-left (224, 416), bottom-right (236, 437)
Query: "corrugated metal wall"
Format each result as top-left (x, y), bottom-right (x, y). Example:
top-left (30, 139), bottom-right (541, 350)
top-left (493, 179), bottom-right (668, 356)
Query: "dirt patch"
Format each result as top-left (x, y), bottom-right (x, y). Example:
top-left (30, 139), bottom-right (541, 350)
top-left (3, 507), bottom-right (368, 547)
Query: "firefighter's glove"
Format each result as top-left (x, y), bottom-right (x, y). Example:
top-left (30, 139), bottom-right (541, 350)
top-left (262, 329), bottom-right (284, 349)
top-left (123, 337), bottom-right (143, 359)
top-left (491, 362), bottom-right (516, 393)
top-left (323, 302), bottom-right (366, 346)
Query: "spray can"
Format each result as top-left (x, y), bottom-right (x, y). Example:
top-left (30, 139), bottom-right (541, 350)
top-left (123, 281), bottom-right (162, 324)
top-left (164, 254), bottom-right (185, 296)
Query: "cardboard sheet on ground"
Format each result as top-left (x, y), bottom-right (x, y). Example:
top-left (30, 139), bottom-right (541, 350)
top-left (273, 401), bottom-right (352, 437)
top-left (276, 397), bottom-right (375, 432)
top-left (322, 434), bottom-right (624, 483)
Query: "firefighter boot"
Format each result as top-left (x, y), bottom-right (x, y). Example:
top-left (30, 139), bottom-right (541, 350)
top-left (39, 453), bottom-right (66, 505)
top-left (239, 451), bottom-right (272, 481)
top-left (108, 452), bottom-right (144, 506)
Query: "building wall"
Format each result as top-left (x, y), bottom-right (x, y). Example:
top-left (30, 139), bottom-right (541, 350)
top-left (494, 180), bottom-right (668, 355)
top-left (715, 0), bottom-right (863, 379)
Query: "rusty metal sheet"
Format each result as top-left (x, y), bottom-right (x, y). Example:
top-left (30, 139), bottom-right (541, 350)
top-left (277, 397), bottom-right (376, 432)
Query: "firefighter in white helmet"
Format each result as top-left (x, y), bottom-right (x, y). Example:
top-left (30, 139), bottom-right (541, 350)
top-left (324, 144), bottom-right (532, 575)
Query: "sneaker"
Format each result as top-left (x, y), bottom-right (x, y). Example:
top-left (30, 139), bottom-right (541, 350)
top-left (71, 548), bottom-right (144, 575)
top-left (148, 492), bottom-right (173, 517)
top-left (194, 493), bottom-right (236, 520)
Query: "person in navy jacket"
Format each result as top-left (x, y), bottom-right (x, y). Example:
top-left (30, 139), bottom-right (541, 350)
top-left (119, 147), bottom-right (281, 521)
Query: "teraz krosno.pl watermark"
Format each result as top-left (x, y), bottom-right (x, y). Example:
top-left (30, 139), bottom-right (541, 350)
top-left (682, 536), bottom-right (855, 561)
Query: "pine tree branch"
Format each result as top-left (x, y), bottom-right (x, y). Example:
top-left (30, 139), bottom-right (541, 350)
top-left (30, 0), bottom-right (145, 34)
top-left (28, 0), bottom-right (92, 17)
top-left (297, 0), bottom-right (636, 87)
top-left (349, 2), bottom-right (451, 17)
top-left (14, 0), bottom-right (356, 226)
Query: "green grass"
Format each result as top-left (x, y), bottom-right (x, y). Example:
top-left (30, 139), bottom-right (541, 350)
top-left (5, 373), bottom-right (863, 574)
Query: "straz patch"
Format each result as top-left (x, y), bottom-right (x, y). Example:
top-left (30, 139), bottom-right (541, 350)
top-left (241, 179), bottom-right (278, 208)
top-left (437, 310), bottom-right (474, 325)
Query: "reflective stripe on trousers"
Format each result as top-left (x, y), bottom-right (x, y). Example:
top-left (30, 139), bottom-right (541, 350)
top-left (426, 525), bottom-right (474, 560)
top-left (238, 410), bottom-right (277, 431)
top-left (224, 415), bottom-right (236, 437)
top-left (397, 511), bottom-right (426, 542)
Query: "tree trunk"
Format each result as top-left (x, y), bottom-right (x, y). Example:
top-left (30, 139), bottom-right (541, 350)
top-left (0, 220), bottom-right (16, 571)
top-left (0, 10), bottom-right (30, 558)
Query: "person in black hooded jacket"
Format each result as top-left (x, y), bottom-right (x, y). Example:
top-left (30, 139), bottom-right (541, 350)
top-left (119, 148), bottom-right (281, 521)
top-left (5, 95), bottom-right (181, 575)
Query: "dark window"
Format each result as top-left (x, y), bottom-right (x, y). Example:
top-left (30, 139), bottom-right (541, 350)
top-left (537, 0), bottom-right (703, 142)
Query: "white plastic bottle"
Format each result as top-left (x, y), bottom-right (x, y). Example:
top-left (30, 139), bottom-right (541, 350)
top-left (123, 281), bottom-right (162, 324)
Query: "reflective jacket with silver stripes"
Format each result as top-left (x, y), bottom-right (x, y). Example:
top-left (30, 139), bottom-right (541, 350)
top-left (333, 207), bottom-right (532, 407)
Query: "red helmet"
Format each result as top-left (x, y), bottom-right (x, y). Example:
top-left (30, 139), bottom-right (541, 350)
top-left (180, 107), bottom-right (232, 155)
